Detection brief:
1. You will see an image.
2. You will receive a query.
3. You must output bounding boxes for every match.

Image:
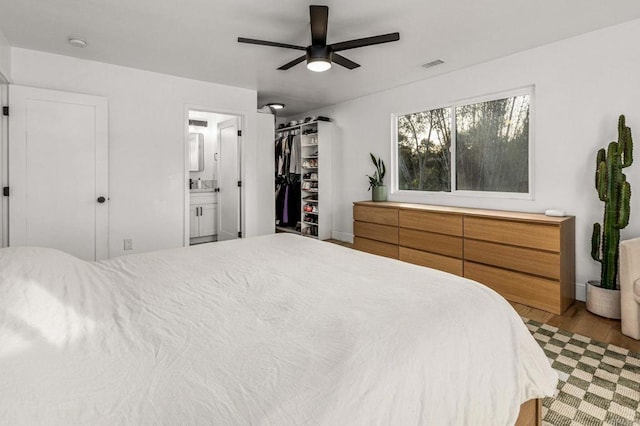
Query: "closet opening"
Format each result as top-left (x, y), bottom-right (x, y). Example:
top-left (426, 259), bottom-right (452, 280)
top-left (184, 108), bottom-right (242, 246)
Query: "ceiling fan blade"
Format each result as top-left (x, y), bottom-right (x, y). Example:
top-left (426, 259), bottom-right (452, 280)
top-left (332, 53), bottom-right (360, 70)
top-left (330, 32), bottom-right (400, 52)
top-left (278, 55), bottom-right (306, 70)
top-left (238, 37), bottom-right (306, 51)
top-left (309, 5), bottom-right (329, 45)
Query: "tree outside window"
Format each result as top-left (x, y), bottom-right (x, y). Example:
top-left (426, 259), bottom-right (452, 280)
top-left (397, 108), bottom-right (451, 191)
top-left (396, 92), bottom-right (530, 195)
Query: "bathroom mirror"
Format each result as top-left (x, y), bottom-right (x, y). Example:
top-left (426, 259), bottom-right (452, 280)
top-left (189, 133), bottom-right (204, 171)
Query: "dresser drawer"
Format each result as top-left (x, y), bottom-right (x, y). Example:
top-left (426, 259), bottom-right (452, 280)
top-left (354, 205), bottom-right (398, 226)
top-left (464, 239), bottom-right (560, 280)
top-left (399, 228), bottom-right (462, 258)
top-left (399, 210), bottom-right (463, 236)
top-left (464, 261), bottom-right (561, 314)
top-left (399, 247), bottom-right (463, 276)
top-left (464, 217), bottom-right (560, 252)
top-left (354, 221), bottom-right (398, 244)
top-left (354, 237), bottom-right (399, 259)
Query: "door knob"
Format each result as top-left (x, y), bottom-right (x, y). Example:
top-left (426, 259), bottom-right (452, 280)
top-left (97, 196), bottom-right (106, 203)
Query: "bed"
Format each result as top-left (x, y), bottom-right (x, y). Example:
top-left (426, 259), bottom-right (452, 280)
top-left (0, 233), bottom-right (556, 425)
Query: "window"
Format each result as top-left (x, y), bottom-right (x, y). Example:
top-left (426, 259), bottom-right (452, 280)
top-left (395, 89), bottom-right (531, 196)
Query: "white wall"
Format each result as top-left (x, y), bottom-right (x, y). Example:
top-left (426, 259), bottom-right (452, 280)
top-left (257, 112), bottom-right (275, 236)
top-left (8, 48), bottom-right (259, 257)
top-left (291, 19), bottom-right (640, 299)
top-left (0, 28), bottom-right (10, 81)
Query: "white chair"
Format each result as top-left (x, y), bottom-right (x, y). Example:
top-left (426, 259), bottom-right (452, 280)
top-left (620, 237), bottom-right (640, 340)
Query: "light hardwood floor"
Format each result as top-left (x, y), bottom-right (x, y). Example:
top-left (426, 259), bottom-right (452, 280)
top-left (511, 301), bottom-right (640, 353)
top-left (326, 239), bottom-right (640, 353)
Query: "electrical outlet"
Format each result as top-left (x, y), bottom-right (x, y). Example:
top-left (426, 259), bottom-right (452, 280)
top-left (124, 239), bottom-right (133, 250)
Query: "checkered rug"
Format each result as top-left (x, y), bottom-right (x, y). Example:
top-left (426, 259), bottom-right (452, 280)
top-left (524, 319), bottom-right (640, 426)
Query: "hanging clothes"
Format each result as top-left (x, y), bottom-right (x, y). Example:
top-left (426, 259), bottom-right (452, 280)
top-left (274, 130), bottom-right (301, 229)
top-left (289, 134), bottom-right (301, 174)
top-left (275, 182), bottom-right (284, 225)
top-left (275, 135), bottom-right (287, 177)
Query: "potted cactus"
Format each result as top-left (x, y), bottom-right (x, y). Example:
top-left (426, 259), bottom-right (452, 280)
top-left (588, 115), bottom-right (633, 319)
top-left (366, 153), bottom-right (387, 201)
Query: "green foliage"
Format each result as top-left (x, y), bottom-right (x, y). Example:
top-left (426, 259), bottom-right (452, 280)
top-left (396, 95), bottom-right (529, 193)
top-left (591, 115), bottom-right (633, 290)
top-left (455, 97), bottom-right (529, 192)
top-left (397, 108), bottom-right (451, 191)
top-left (366, 153), bottom-right (386, 190)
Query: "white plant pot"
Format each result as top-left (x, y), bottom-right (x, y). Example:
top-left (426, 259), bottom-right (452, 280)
top-left (586, 280), bottom-right (621, 319)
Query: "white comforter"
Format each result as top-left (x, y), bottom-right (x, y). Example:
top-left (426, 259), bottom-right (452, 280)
top-left (0, 234), bottom-right (556, 425)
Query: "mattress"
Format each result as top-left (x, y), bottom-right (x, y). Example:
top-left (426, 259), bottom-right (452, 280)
top-left (0, 234), bottom-right (556, 425)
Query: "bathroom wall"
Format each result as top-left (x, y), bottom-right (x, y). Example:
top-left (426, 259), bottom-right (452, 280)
top-left (188, 111), bottom-right (219, 188)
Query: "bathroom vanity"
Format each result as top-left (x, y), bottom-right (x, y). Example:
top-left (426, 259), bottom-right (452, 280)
top-left (190, 191), bottom-right (217, 244)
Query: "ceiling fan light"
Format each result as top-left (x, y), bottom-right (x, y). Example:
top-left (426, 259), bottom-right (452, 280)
top-left (306, 59), bottom-right (331, 72)
top-left (306, 45), bottom-right (332, 72)
top-left (266, 103), bottom-right (285, 110)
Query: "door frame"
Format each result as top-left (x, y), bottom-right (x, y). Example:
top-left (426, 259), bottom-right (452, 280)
top-left (0, 79), bottom-right (8, 247)
top-left (183, 104), bottom-right (244, 247)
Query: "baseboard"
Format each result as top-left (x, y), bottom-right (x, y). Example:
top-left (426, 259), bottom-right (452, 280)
top-left (332, 231), bottom-right (353, 244)
top-left (575, 282), bottom-right (586, 302)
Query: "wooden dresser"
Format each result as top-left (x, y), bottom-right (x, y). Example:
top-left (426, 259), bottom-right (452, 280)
top-left (353, 201), bottom-right (575, 314)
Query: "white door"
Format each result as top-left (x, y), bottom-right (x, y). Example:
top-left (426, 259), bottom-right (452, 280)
top-left (217, 118), bottom-right (240, 241)
top-left (8, 85), bottom-right (108, 260)
top-left (199, 203), bottom-right (216, 237)
top-left (189, 205), bottom-right (199, 238)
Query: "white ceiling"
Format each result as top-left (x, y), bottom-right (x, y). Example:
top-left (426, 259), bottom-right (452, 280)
top-left (2, 0), bottom-right (640, 116)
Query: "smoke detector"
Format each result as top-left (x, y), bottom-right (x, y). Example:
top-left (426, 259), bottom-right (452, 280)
top-left (68, 37), bottom-right (88, 48)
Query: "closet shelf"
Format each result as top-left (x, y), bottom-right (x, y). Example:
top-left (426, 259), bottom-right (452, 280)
top-left (275, 120), bottom-right (332, 240)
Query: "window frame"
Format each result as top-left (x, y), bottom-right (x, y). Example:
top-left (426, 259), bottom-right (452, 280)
top-left (390, 86), bottom-right (535, 200)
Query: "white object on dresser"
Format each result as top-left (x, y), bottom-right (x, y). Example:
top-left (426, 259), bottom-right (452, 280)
top-left (544, 209), bottom-right (566, 217)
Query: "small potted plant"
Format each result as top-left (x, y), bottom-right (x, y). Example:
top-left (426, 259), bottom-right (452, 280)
top-left (367, 153), bottom-right (387, 202)
top-left (588, 114), bottom-right (633, 319)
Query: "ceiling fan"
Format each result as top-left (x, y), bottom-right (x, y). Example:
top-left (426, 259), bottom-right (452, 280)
top-left (238, 5), bottom-right (400, 72)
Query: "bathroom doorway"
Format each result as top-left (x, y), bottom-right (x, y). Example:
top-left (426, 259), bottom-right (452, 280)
top-left (185, 108), bottom-right (242, 246)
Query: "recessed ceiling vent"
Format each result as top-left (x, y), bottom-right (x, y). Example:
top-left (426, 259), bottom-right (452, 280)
top-left (189, 119), bottom-right (208, 127)
top-left (421, 59), bottom-right (445, 69)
